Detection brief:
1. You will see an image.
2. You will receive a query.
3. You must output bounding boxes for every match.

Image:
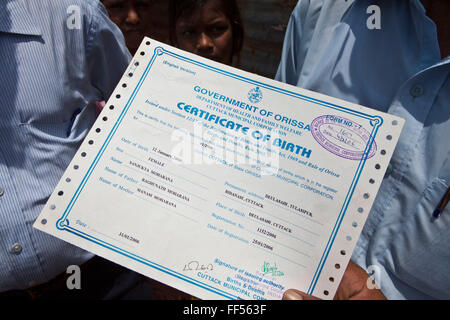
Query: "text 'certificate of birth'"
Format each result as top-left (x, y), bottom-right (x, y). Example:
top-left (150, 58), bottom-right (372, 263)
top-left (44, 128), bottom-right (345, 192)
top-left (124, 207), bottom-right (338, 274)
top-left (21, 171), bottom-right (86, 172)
top-left (34, 38), bottom-right (404, 300)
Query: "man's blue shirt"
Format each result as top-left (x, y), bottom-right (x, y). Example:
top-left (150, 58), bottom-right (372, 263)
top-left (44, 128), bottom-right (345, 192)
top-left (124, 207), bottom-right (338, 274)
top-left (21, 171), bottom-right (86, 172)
top-left (0, 0), bottom-right (131, 291)
top-left (276, 0), bottom-right (450, 299)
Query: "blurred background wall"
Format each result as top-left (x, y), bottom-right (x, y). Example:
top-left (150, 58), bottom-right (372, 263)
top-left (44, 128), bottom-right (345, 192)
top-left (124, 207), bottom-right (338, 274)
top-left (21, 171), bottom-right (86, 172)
top-left (238, 0), bottom-right (297, 78)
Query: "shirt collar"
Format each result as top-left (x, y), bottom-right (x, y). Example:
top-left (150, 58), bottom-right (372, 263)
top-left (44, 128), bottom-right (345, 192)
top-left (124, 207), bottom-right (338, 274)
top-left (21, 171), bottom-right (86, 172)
top-left (0, 0), bottom-right (42, 36)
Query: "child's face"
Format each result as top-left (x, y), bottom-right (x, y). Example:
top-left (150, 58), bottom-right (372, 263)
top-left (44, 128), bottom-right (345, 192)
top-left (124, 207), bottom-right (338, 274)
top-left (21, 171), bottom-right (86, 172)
top-left (175, 0), bottom-right (234, 65)
top-left (102, 0), bottom-right (153, 54)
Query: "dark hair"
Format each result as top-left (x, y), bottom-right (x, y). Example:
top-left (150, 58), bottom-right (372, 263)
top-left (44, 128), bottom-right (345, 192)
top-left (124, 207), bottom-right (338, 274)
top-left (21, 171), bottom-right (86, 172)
top-left (169, 0), bottom-right (244, 58)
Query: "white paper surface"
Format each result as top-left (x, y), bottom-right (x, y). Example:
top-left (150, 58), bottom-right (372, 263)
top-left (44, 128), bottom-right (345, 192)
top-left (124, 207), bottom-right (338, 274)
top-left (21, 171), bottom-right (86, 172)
top-left (34, 38), bottom-right (404, 300)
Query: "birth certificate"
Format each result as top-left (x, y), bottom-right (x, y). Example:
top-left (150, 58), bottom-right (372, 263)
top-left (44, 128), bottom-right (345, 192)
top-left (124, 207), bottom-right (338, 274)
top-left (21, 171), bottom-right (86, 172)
top-left (34, 38), bottom-right (404, 300)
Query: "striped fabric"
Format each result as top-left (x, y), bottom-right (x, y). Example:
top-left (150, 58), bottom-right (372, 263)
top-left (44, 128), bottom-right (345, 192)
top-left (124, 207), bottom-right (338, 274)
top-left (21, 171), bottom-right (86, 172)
top-left (0, 0), bottom-right (131, 291)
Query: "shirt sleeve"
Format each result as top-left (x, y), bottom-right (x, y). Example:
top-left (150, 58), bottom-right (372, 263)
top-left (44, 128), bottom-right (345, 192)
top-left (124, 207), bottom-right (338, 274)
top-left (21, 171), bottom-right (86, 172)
top-left (85, 2), bottom-right (132, 101)
top-left (275, 1), bottom-right (306, 84)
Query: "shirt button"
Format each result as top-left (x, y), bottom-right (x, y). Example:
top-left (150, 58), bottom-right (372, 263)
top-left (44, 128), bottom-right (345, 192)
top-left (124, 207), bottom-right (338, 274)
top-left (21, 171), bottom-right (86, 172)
top-left (410, 84), bottom-right (424, 97)
top-left (11, 243), bottom-right (22, 254)
top-left (0, 187), bottom-right (4, 197)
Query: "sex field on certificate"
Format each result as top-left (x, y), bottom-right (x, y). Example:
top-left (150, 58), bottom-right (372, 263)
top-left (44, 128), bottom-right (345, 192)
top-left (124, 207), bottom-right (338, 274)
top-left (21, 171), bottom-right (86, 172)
top-left (34, 38), bottom-right (404, 300)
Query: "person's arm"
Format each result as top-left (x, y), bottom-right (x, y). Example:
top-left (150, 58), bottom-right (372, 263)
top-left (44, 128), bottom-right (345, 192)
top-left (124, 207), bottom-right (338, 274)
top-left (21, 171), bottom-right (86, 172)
top-left (276, 0), bottom-right (331, 85)
top-left (282, 261), bottom-right (386, 300)
top-left (275, 1), bottom-right (306, 84)
top-left (86, 1), bottom-right (132, 102)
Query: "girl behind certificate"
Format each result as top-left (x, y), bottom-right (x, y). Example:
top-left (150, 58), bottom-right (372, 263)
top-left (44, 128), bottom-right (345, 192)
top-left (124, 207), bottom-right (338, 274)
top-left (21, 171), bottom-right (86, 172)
top-left (169, 0), bottom-right (244, 66)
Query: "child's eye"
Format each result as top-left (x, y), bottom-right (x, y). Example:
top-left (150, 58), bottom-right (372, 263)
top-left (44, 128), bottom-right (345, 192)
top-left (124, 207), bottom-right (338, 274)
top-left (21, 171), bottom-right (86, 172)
top-left (136, 0), bottom-right (151, 8)
top-left (209, 25), bottom-right (228, 36)
top-left (182, 29), bottom-right (196, 37)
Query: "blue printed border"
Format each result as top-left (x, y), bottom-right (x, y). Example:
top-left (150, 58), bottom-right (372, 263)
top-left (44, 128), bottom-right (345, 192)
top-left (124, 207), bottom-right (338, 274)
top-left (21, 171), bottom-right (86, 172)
top-left (56, 46), bottom-right (382, 299)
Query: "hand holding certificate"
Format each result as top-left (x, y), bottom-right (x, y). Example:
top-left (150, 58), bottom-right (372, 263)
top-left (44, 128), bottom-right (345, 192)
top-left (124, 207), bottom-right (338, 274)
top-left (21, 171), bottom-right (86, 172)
top-left (34, 38), bottom-right (404, 300)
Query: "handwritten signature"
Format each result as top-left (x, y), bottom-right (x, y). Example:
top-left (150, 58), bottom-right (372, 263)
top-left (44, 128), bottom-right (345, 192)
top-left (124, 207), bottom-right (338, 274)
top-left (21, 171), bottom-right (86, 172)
top-left (324, 126), bottom-right (361, 150)
top-left (183, 260), bottom-right (213, 272)
top-left (262, 262), bottom-right (284, 277)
